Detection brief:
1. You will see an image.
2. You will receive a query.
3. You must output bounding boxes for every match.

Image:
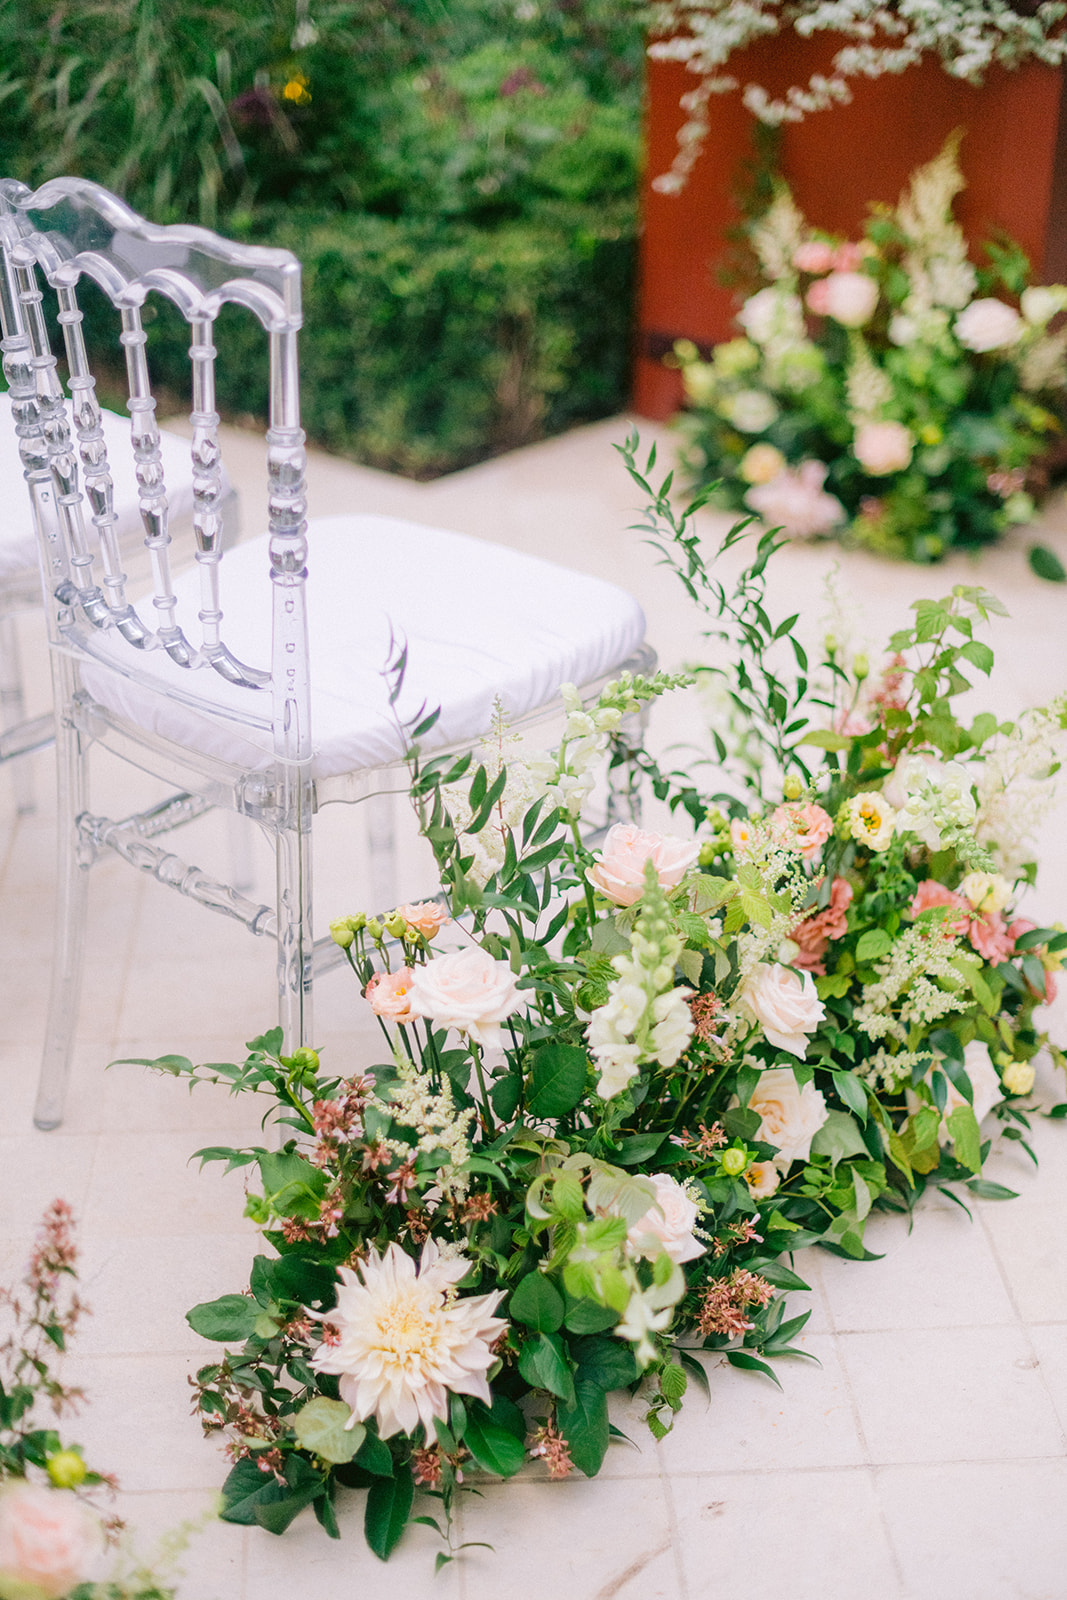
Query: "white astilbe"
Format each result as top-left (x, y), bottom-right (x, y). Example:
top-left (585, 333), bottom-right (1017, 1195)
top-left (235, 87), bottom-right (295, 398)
top-left (749, 186), bottom-right (808, 282)
top-left (378, 1056), bottom-right (475, 1197)
top-left (974, 700), bottom-right (1066, 873)
top-left (845, 332), bottom-right (894, 424)
top-left (587, 867), bottom-right (694, 1100)
top-left (895, 135), bottom-right (978, 316)
top-left (1019, 325), bottom-right (1067, 393)
top-left (853, 923), bottom-right (970, 1043)
top-left (445, 701), bottom-right (540, 887)
top-left (853, 1047), bottom-right (926, 1092)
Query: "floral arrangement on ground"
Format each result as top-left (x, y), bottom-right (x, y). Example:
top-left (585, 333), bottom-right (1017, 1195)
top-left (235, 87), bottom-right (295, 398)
top-left (671, 135), bottom-right (1067, 577)
top-left (0, 1201), bottom-right (204, 1599)
top-left (130, 438), bottom-right (1067, 1565)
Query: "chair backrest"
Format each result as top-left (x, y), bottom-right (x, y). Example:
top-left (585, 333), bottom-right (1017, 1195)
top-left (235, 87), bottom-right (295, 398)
top-left (0, 177), bottom-right (311, 770)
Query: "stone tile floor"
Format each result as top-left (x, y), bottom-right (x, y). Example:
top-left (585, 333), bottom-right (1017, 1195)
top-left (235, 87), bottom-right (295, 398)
top-left (2, 414), bottom-right (1067, 1600)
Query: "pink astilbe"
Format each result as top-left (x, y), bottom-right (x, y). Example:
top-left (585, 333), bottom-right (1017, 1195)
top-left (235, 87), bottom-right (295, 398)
top-left (790, 878), bottom-right (854, 975)
top-left (688, 993), bottom-right (723, 1044)
top-left (696, 1269), bottom-right (775, 1338)
top-left (411, 1445), bottom-right (444, 1488)
top-left (678, 1121), bottom-right (728, 1157)
top-left (527, 1420), bottom-right (574, 1479)
top-left (1, 1200), bottom-right (88, 1422)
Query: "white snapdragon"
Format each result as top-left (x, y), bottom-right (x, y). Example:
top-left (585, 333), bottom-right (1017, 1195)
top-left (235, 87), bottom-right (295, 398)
top-left (973, 700), bottom-right (1066, 873)
top-left (892, 755), bottom-right (977, 850)
top-left (586, 865), bottom-right (694, 1100)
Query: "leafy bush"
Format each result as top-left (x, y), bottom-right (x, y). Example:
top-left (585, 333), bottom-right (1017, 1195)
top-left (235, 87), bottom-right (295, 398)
top-left (0, 0), bottom-right (643, 473)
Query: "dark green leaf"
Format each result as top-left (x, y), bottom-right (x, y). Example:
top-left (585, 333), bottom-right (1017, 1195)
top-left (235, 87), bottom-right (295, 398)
top-left (186, 1294), bottom-right (260, 1344)
top-left (1029, 544), bottom-right (1067, 583)
top-left (725, 1351), bottom-right (782, 1388)
top-left (964, 1179), bottom-right (1020, 1200)
top-left (558, 1379), bottom-right (610, 1476)
top-left (463, 1401), bottom-right (526, 1478)
top-left (365, 1463), bottom-right (414, 1560)
top-left (509, 1272), bottom-right (565, 1333)
top-left (518, 1332), bottom-right (576, 1405)
top-left (526, 1043), bottom-right (589, 1118)
top-left (572, 1335), bottom-right (639, 1391)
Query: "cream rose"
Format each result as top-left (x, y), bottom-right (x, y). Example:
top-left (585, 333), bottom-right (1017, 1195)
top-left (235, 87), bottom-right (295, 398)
top-left (737, 286), bottom-right (805, 346)
top-left (748, 1066), bottom-right (829, 1169)
top-left (627, 1173), bottom-right (706, 1264)
top-left (0, 1482), bottom-right (105, 1600)
top-left (586, 824), bottom-right (701, 908)
top-left (741, 963), bottom-right (826, 1058)
top-left (1002, 1058), bottom-right (1036, 1096)
top-left (958, 871), bottom-right (1013, 917)
top-left (395, 901), bottom-right (450, 941)
top-left (955, 297), bottom-right (1023, 352)
top-left (365, 966), bottom-right (416, 1022)
top-left (739, 442), bottom-right (787, 485)
top-left (854, 420), bottom-right (913, 476)
top-left (408, 946), bottom-right (520, 1049)
top-left (818, 270), bottom-right (879, 328)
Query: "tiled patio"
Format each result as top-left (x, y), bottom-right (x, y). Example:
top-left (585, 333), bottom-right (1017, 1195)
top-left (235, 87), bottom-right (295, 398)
top-left (2, 413), bottom-right (1067, 1600)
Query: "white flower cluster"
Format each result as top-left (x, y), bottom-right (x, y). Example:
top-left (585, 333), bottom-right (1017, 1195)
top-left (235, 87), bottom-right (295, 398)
top-left (974, 700), bottom-right (1066, 873)
top-left (853, 1046), bottom-right (926, 1093)
top-left (853, 923), bottom-right (970, 1044)
top-left (379, 1056), bottom-right (475, 1196)
top-left (525, 682), bottom-right (624, 821)
top-left (889, 754), bottom-right (977, 851)
top-left (586, 868), bottom-right (694, 1099)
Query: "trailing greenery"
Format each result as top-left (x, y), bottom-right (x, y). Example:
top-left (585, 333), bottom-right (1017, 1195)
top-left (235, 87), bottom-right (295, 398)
top-left (0, 0), bottom-right (643, 474)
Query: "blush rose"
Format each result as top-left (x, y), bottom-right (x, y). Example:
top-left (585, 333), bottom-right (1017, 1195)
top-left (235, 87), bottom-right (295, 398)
top-left (741, 963), bottom-right (826, 1058)
top-left (626, 1173), bottom-right (706, 1264)
top-left (747, 1067), bottom-right (829, 1169)
top-left (364, 966), bottom-right (416, 1023)
top-left (408, 946), bottom-right (520, 1049)
top-left (0, 1482), bottom-right (105, 1600)
top-left (586, 824), bottom-right (701, 908)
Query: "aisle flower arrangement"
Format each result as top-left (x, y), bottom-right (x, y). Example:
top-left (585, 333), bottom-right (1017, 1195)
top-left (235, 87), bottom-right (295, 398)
top-left (0, 1203), bottom-right (197, 1599)
top-left (671, 137), bottom-right (1067, 573)
top-left (134, 439), bottom-right (1066, 1563)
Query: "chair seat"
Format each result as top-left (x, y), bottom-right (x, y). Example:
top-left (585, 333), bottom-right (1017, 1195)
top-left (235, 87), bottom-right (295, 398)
top-left (78, 513), bottom-right (647, 779)
top-left (0, 394), bottom-right (213, 581)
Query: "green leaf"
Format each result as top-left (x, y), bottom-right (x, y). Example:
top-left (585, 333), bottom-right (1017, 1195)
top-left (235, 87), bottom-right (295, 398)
top-left (186, 1294), bottom-right (260, 1343)
top-left (960, 640), bottom-right (995, 675)
top-left (946, 1103), bottom-right (981, 1174)
top-left (659, 1361), bottom-right (687, 1410)
top-left (365, 1463), bottom-right (414, 1560)
top-left (509, 1272), bottom-right (565, 1333)
top-left (815, 972), bottom-right (852, 1000)
top-left (796, 729), bottom-right (852, 751)
top-left (355, 1430), bottom-right (395, 1478)
top-left (219, 1458), bottom-right (286, 1526)
top-left (810, 1109), bottom-right (866, 1166)
top-left (518, 1332), bottom-right (576, 1405)
top-left (572, 1334), bottom-right (639, 1391)
top-left (558, 1379), bottom-right (610, 1477)
top-left (489, 1072), bottom-right (522, 1121)
top-left (1029, 544), bottom-right (1067, 583)
top-left (463, 1400), bottom-right (526, 1478)
top-left (526, 1043), bottom-right (589, 1118)
top-left (613, 1133), bottom-right (666, 1166)
top-left (254, 1253), bottom-right (338, 1309)
top-left (725, 1351), bottom-right (782, 1389)
top-left (563, 1294), bottom-right (619, 1335)
top-left (964, 1178), bottom-right (1020, 1200)
top-left (855, 928), bottom-right (893, 963)
top-left (831, 1070), bottom-right (868, 1124)
top-left (291, 1397), bottom-right (365, 1465)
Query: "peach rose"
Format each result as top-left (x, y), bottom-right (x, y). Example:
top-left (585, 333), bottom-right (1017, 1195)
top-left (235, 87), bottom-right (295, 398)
top-left (626, 1173), bottom-right (706, 1264)
top-left (408, 946), bottom-right (520, 1049)
top-left (365, 966), bottom-right (416, 1022)
top-left (396, 901), bottom-right (451, 941)
top-left (772, 802), bottom-right (833, 861)
top-left (793, 240), bottom-right (836, 274)
top-left (0, 1482), bottom-right (105, 1600)
top-left (586, 824), bottom-right (701, 908)
top-left (747, 1066), bottom-right (829, 1169)
top-left (744, 1159), bottom-right (781, 1198)
top-left (910, 879), bottom-right (970, 937)
top-left (741, 963), bottom-right (826, 1059)
top-left (854, 420), bottom-right (913, 476)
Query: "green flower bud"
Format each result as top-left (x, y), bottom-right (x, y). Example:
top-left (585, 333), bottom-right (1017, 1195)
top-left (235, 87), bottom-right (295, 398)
top-left (721, 1148), bottom-right (747, 1177)
top-left (384, 910), bottom-right (407, 938)
top-left (46, 1450), bottom-right (87, 1489)
top-left (853, 653), bottom-right (870, 681)
top-left (346, 912), bottom-right (367, 933)
top-left (782, 774), bottom-right (804, 801)
top-left (698, 840), bottom-right (717, 867)
top-left (365, 917), bottom-right (383, 941)
top-left (329, 918), bottom-right (354, 950)
top-left (291, 1046), bottom-right (319, 1073)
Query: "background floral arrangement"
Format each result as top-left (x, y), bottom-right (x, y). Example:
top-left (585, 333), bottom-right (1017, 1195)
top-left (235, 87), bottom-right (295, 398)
top-left (131, 440), bottom-right (1067, 1565)
top-left (671, 136), bottom-right (1067, 574)
top-left (644, 0), bottom-right (1067, 191)
top-left (0, 1203), bottom-right (198, 1600)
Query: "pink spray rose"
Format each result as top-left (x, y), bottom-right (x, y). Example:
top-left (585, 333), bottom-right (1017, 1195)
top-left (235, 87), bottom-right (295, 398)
top-left (395, 901), bottom-right (451, 941)
top-left (790, 878), bottom-right (854, 975)
top-left (745, 460), bottom-right (847, 540)
top-left (365, 966), bottom-right (416, 1023)
top-left (854, 421), bottom-right (913, 476)
top-left (586, 823), bottom-right (700, 908)
top-left (793, 240), bottom-right (836, 274)
top-left (813, 270), bottom-right (879, 328)
top-left (771, 802), bottom-right (834, 861)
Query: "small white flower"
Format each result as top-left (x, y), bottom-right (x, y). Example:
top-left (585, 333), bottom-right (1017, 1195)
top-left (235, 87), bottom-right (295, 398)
top-left (955, 298), bottom-right (1024, 353)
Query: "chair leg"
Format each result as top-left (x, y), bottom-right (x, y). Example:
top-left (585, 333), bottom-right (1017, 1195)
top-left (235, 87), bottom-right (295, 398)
top-left (33, 711), bottom-right (91, 1130)
top-left (0, 613), bottom-right (36, 815)
top-left (275, 778), bottom-right (314, 1053)
top-left (365, 788), bottom-right (398, 914)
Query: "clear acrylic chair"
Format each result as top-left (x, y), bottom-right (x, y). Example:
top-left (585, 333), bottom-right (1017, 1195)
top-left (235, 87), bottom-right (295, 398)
top-left (0, 176), bottom-right (654, 1131)
top-left (0, 391), bottom-right (238, 813)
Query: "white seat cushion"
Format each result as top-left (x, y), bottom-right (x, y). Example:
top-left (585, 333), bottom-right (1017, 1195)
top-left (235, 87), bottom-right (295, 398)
top-left (78, 513), bottom-right (647, 779)
top-left (0, 394), bottom-right (216, 582)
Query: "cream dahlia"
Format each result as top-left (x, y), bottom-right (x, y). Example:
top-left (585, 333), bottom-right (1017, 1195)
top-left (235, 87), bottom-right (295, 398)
top-left (312, 1239), bottom-right (507, 1439)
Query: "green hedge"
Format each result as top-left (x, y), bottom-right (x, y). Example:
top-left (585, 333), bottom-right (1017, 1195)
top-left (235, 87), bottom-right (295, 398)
top-left (81, 206), bottom-right (635, 479)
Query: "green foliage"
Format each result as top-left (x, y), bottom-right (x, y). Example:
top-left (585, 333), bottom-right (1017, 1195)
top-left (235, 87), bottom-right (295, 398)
top-left (0, 0), bottom-right (641, 476)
